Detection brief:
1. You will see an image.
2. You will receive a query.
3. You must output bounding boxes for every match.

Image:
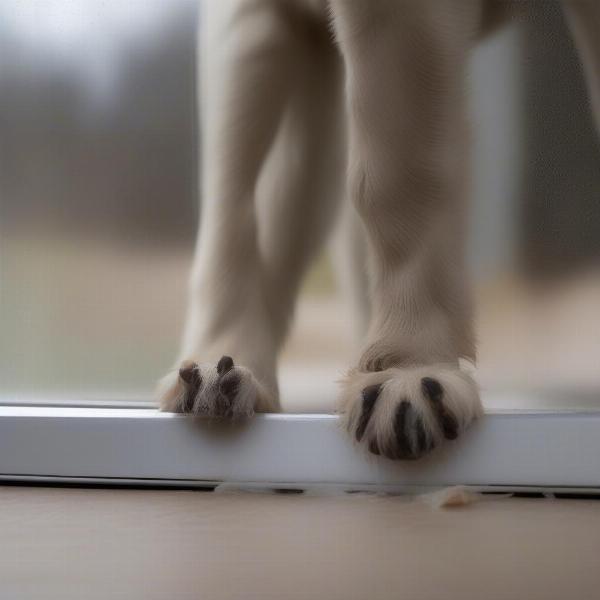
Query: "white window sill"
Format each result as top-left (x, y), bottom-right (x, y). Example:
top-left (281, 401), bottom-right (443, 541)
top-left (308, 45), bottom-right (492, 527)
top-left (1, 403), bottom-right (599, 493)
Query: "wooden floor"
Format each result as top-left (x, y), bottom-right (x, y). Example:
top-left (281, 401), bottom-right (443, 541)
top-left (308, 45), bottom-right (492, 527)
top-left (2, 486), bottom-right (599, 599)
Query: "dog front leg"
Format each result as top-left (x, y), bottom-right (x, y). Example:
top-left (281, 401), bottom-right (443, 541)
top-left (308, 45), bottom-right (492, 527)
top-left (332, 0), bottom-right (483, 459)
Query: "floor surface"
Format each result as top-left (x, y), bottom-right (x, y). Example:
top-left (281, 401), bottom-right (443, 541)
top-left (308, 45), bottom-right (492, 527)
top-left (2, 486), bottom-right (599, 599)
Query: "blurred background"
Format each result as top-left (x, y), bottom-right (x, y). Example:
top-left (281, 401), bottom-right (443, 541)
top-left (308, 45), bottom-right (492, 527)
top-left (1, 0), bottom-right (599, 407)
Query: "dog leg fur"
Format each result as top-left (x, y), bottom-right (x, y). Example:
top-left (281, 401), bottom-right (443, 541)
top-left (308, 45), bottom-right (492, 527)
top-left (159, 1), bottom-right (342, 416)
top-left (332, 0), bottom-right (484, 458)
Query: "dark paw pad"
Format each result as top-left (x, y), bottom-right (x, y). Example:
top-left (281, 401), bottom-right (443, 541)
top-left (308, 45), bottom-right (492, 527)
top-left (217, 370), bottom-right (242, 416)
top-left (354, 383), bottom-right (436, 460)
top-left (355, 384), bottom-right (382, 442)
top-left (217, 355), bottom-right (234, 376)
top-left (390, 400), bottom-right (433, 459)
top-left (421, 377), bottom-right (459, 440)
top-left (178, 363), bottom-right (202, 412)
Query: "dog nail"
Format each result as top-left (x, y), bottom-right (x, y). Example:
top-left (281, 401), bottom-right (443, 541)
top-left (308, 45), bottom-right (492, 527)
top-left (217, 355), bottom-right (234, 376)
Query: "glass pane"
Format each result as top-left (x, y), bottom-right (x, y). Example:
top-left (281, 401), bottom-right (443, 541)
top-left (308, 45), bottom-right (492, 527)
top-left (0, 0), bottom-right (198, 402)
top-left (1, 2), bottom-right (599, 408)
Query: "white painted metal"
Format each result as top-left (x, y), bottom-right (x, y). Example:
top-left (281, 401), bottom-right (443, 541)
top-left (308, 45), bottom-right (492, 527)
top-left (1, 405), bottom-right (599, 491)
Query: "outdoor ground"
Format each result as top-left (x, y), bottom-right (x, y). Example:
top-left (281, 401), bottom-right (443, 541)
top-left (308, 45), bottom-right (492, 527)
top-left (2, 237), bottom-right (600, 408)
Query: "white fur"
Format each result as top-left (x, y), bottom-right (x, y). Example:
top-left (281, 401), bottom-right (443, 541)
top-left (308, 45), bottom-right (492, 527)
top-left (159, 0), bottom-right (600, 456)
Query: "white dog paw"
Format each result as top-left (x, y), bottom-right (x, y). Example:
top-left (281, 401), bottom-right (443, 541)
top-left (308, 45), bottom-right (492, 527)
top-left (158, 356), bottom-right (272, 418)
top-left (339, 365), bottom-right (482, 459)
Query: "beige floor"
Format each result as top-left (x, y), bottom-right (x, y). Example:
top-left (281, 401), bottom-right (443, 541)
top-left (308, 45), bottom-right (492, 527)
top-left (2, 487), bottom-right (599, 600)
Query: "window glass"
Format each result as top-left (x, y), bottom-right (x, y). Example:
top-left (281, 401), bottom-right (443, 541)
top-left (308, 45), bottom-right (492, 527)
top-left (1, 1), bottom-right (598, 406)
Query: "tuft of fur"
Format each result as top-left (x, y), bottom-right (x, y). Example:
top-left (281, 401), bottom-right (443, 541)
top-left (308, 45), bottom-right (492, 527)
top-left (420, 485), bottom-right (480, 509)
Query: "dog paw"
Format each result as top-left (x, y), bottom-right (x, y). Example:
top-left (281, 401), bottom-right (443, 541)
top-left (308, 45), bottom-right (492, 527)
top-left (339, 365), bottom-right (482, 459)
top-left (158, 356), bottom-right (272, 418)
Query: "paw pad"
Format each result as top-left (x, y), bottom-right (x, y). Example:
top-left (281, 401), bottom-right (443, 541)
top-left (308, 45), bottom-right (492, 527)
top-left (355, 384), bottom-right (381, 442)
top-left (216, 355), bottom-right (234, 376)
top-left (178, 362), bottom-right (202, 411)
top-left (421, 377), bottom-right (459, 440)
top-left (173, 355), bottom-right (258, 418)
top-left (350, 373), bottom-right (466, 460)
